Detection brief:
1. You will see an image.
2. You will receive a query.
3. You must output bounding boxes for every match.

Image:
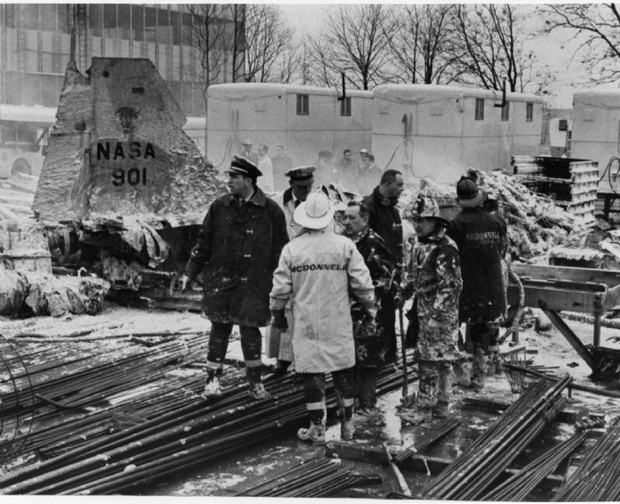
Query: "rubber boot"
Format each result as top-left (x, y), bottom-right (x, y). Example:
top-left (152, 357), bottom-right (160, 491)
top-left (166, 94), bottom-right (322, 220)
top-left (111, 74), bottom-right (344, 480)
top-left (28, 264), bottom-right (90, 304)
top-left (453, 359), bottom-right (471, 388)
top-left (246, 366), bottom-right (270, 400)
top-left (487, 345), bottom-right (499, 377)
top-left (471, 348), bottom-right (487, 391)
top-left (298, 422), bottom-right (326, 443)
top-left (433, 402), bottom-right (449, 418)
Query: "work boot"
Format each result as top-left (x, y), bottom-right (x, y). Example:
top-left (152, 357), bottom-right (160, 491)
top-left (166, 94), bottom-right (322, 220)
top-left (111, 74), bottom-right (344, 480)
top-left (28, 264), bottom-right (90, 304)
top-left (273, 360), bottom-right (291, 378)
top-left (453, 359), bottom-right (471, 388)
top-left (298, 422), bottom-right (326, 444)
top-left (203, 375), bottom-right (223, 398)
top-left (341, 419), bottom-right (356, 441)
top-left (433, 402), bottom-right (449, 418)
top-left (248, 381), bottom-right (271, 400)
top-left (471, 348), bottom-right (487, 392)
top-left (402, 408), bottom-right (433, 425)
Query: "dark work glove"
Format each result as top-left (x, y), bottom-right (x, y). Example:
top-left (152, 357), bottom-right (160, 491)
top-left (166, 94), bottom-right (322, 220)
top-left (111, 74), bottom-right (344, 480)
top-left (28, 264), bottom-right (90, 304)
top-left (270, 309), bottom-right (288, 332)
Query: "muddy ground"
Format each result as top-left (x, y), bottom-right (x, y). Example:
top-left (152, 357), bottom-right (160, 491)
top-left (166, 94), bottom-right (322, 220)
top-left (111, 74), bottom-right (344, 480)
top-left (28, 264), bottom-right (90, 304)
top-left (2, 303), bottom-right (620, 499)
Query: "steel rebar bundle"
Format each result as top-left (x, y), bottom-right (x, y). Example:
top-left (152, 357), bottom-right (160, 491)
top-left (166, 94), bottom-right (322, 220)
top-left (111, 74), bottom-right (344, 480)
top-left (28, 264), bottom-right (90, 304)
top-left (421, 375), bottom-right (571, 501)
top-left (552, 417), bottom-right (620, 501)
top-left (0, 334), bottom-right (36, 466)
top-left (393, 418), bottom-right (461, 465)
top-left (236, 457), bottom-right (361, 497)
top-left (0, 358), bottom-right (414, 494)
top-left (481, 430), bottom-right (587, 501)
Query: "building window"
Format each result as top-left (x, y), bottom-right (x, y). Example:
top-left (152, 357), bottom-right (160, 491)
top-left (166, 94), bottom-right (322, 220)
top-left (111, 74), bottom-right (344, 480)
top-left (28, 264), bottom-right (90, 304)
top-left (158, 8), bottom-right (170, 44)
top-left (171, 10), bottom-right (182, 45)
top-left (340, 97), bottom-right (351, 116)
top-left (145, 7), bottom-right (157, 43)
top-left (103, 4), bottom-right (117, 38)
top-left (89, 4), bottom-right (103, 37)
top-left (297, 94), bottom-right (309, 115)
top-left (558, 119), bottom-right (569, 131)
top-left (41, 5), bottom-right (56, 32)
top-left (501, 102), bottom-right (509, 121)
top-left (118, 4), bottom-right (131, 40)
top-left (23, 4), bottom-right (40, 30)
top-left (475, 98), bottom-right (484, 121)
top-left (132, 5), bottom-right (144, 42)
top-left (181, 12), bottom-right (193, 46)
top-left (526, 102), bottom-right (533, 122)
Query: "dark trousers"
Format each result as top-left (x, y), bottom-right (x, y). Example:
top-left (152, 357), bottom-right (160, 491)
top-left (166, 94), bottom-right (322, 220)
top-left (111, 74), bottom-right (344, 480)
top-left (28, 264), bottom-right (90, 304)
top-left (207, 322), bottom-right (262, 366)
top-left (355, 366), bottom-right (379, 408)
top-left (468, 323), bottom-right (499, 354)
top-left (380, 294), bottom-right (397, 364)
top-left (299, 368), bottom-right (355, 424)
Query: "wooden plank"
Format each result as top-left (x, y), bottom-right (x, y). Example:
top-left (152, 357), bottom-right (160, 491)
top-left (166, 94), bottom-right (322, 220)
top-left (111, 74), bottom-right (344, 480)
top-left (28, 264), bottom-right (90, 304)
top-left (512, 263), bottom-right (620, 288)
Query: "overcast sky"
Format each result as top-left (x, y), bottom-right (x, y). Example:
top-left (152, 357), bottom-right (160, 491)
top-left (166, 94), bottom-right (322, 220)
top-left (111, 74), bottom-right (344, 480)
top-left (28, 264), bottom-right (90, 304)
top-left (275, 2), bottom-right (618, 108)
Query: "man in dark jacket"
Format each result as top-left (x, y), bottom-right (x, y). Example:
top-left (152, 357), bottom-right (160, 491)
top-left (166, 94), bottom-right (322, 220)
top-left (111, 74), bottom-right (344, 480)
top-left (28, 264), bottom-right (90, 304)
top-left (362, 169), bottom-right (405, 363)
top-left (342, 201), bottom-right (393, 413)
top-left (447, 176), bottom-right (508, 391)
top-left (181, 155), bottom-right (289, 400)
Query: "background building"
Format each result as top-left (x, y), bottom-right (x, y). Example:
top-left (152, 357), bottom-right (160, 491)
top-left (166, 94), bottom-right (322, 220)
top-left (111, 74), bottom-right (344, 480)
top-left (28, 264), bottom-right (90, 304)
top-left (0, 4), bottom-right (243, 116)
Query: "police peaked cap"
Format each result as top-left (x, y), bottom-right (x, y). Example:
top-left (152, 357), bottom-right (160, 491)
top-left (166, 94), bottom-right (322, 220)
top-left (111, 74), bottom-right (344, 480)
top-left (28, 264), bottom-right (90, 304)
top-left (285, 166), bottom-right (315, 186)
top-left (227, 155), bottom-right (262, 177)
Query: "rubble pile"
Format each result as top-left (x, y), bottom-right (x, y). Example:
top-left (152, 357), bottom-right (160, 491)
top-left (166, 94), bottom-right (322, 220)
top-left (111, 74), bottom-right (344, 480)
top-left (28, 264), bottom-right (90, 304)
top-left (0, 265), bottom-right (109, 317)
top-left (399, 172), bottom-right (589, 259)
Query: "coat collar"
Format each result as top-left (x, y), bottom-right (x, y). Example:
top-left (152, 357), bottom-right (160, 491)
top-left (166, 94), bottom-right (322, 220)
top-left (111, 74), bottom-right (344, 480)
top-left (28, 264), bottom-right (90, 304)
top-left (223, 187), bottom-right (268, 207)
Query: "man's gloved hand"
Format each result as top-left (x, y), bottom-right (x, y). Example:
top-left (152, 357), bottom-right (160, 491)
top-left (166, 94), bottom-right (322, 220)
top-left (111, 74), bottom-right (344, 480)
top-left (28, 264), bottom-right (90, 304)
top-left (364, 305), bottom-right (377, 321)
top-left (179, 274), bottom-right (191, 292)
top-left (271, 309), bottom-right (288, 332)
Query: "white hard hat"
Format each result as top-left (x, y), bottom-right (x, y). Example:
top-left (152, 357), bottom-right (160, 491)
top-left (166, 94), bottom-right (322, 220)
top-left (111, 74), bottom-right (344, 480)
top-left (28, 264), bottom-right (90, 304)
top-left (294, 191), bottom-right (334, 230)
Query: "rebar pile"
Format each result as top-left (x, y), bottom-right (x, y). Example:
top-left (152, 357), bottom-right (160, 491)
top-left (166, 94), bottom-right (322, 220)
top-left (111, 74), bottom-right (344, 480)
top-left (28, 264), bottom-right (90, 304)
top-left (421, 375), bottom-right (571, 500)
top-left (481, 430), bottom-right (587, 501)
top-left (393, 418), bottom-right (461, 465)
top-left (236, 457), bottom-right (363, 497)
top-left (552, 417), bottom-right (620, 501)
top-left (0, 360), bottom-right (413, 494)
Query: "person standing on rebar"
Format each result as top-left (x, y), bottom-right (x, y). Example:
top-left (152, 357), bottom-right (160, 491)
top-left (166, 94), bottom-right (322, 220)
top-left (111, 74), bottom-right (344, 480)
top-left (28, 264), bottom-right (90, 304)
top-left (335, 148), bottom-right (360, 192)
top-left (269, 166), bottom-right (316, 377)
top-left (239, 138), bottom-right (259, 165)
top-left (341, 201), bottom-right (393, 414)
top-left (362, 169), bottom-right (405, 366)
top-left (447, 175), bottom-right (508, 391)
top-left (181, 155), bottom-right (288, 400)
top-left (270, 191), bottom-right (376, 443)
top-left (398, 194), bottom-right (462, 424)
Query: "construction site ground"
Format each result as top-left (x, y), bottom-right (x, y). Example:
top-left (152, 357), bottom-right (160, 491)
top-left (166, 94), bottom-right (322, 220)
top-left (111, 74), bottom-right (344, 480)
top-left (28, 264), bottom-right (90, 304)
top-left (3, 302), bottom-right (620, 498)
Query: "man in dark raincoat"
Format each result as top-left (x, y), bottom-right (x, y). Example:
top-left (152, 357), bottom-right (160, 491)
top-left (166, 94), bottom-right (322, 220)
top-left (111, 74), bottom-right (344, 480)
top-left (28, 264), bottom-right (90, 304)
top-left (181, 155), bottom-right (288, 400)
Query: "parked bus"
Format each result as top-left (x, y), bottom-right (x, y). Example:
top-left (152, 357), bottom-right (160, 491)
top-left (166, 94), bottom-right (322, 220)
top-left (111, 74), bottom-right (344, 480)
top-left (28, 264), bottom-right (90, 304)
top-left (0, 104), bottom-right (56, 178)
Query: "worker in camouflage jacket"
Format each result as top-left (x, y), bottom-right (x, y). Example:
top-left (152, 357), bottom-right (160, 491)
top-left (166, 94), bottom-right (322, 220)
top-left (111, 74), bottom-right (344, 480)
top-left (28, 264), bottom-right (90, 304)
top-left (181, 155), bottom-right (289, 401)
top-left (341, 200), bottom-right (394, 412)
top-left (398, 194), bottom-right (463, 424)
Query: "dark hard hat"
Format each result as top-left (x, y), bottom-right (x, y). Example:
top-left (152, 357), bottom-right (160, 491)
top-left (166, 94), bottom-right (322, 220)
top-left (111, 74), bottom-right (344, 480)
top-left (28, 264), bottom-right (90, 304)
top-left (456, 176), bottom-right (485, 208)
top-left (285, 165), bottom-right (315, 186)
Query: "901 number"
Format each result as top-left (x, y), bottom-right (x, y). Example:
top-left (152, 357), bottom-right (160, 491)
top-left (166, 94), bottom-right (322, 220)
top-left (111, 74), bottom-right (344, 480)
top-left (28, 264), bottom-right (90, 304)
top-left (112, 167), bottom-right (148, 186)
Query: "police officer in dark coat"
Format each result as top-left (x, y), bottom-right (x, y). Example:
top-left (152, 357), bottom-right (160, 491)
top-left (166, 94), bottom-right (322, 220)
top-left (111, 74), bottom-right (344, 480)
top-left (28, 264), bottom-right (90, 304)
top-left (181, 155), bottom-right (289, 400)
top-left (362, 169), bottom-right (405, 363)
top-left (447, 176), bottom-right (508, 391)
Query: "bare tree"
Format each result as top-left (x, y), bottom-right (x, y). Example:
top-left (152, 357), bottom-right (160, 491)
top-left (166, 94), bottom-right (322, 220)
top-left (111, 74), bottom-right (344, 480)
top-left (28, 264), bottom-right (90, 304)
top-left (450, 4), bottom-right (535, 92)
top-left (540, 3), bottom-right (620, 84)
top-left (306, 5), bottom-right (395, 90)
top-left (244, 5), bottom-right (298, 83)
top-left (388, 4), bottom-right (461, 85)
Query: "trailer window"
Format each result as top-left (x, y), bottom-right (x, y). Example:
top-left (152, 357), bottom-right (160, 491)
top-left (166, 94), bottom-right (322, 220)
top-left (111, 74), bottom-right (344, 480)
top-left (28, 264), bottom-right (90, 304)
top-left (475, 98), bottom-right (484, 121)
top-left (340, 97), bottom-right (351, 117)
top-left (297, 94), bottom-right (309, 116)
top-left (526, 102), bottom-right (533, 122)
top-left (501, 102), bottom-right (509, 121)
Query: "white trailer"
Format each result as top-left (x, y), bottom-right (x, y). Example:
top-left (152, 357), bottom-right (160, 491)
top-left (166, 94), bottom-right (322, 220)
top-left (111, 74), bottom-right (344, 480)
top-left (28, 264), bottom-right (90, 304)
top-left (371, 84), bottom-right (544, 184)
top-left (206, 83), bottom-right (373, 172)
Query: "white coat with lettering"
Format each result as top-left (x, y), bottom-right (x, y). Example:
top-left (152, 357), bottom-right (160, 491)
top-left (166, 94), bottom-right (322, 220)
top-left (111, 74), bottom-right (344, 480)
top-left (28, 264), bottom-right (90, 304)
top-left (270, 227), bottom-right (375, 373)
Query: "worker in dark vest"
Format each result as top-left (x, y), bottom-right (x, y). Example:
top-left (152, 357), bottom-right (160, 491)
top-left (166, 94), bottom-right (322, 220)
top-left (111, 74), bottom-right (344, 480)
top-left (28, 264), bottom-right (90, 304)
top-left (447, 176), bottom-right (508, 391)
top-left (362, 169), bottom-right (405, 364)
top-left (181, 155), bottom-right (289, 400)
